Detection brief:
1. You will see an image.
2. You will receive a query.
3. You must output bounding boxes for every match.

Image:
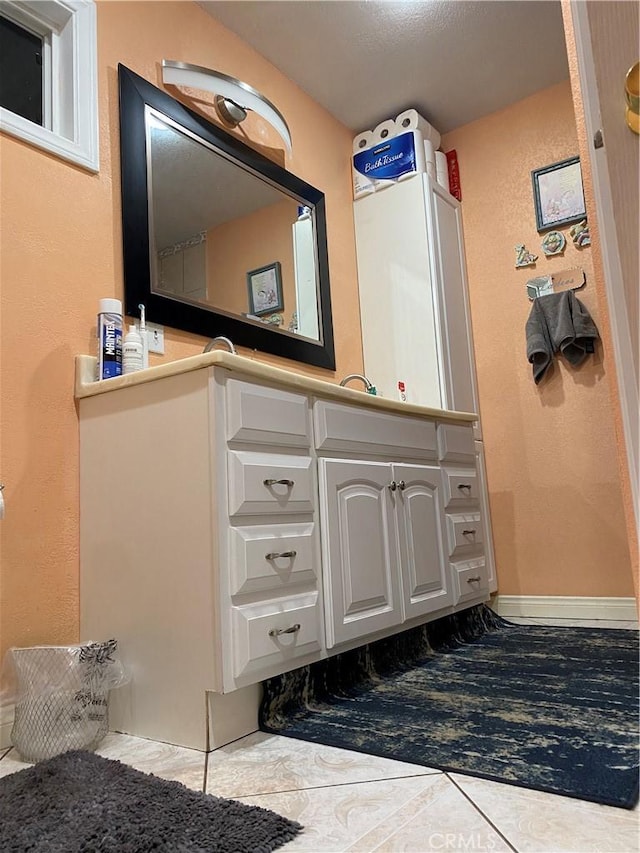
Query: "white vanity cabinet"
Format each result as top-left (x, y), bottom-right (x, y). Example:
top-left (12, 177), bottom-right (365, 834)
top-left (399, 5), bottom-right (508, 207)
top-left (77, 353), bottom-right (486, 751)
top-left (313, 400), bottom-right (451, 647)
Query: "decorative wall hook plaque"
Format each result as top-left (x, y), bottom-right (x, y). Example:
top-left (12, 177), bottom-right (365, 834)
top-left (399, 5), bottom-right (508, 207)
top-left (541, 230), bottom-right (566, 256)
top-left (515, 244), bottom-right (538, 268)
top-left (526, 267), bottom-right (586, 300)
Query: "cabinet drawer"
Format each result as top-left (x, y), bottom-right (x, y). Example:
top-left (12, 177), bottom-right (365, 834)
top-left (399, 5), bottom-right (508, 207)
top-left (437, 423), bottom-right (475, 463)
top-left (228, 523), bottom-right (317, 596)
top-left (228, 452), bottom-right (314, 517)
top-left (451, 558), bottom-right (489, 605)
top-left (231, 592), bottom-right (322, 681)
top-left (226, 378), bottom-right (311, 448)
top-left (446, 512), bottom-right (483, 557)
top-left (442, 467), bottom-right (479, 509)
top-left (314, 400), bottom-right (437, 459)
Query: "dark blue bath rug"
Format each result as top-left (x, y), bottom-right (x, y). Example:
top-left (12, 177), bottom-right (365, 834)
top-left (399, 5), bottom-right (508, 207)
top-left (260, 605), bottom-right (639, 809)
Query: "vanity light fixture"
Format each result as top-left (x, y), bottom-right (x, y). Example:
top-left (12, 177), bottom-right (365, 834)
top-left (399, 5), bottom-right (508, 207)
top-left (161, 60), bottom-right (292, 153)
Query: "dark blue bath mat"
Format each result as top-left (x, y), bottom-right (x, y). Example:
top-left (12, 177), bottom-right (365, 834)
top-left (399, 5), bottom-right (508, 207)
top-left (260, 606), bottom-right (639, 809)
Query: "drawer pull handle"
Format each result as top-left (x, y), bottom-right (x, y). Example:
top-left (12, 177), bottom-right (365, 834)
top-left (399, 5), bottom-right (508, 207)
top-left (457, 484), bottom-right (472, 493)
top-left (388, 480), bottom-right (397, 491)
top-left (263, 478), bottom-right (294, 488)
top-left (269, 623), bottom-right (301, 638)
top-left (467, 576), bottom-right (482, 583)
top-left (398, 480), bottom-right (406, 491)
top-left (462, 529), bottom-right (476, 536)
top-left (265, 550), bottom-right (297, 560)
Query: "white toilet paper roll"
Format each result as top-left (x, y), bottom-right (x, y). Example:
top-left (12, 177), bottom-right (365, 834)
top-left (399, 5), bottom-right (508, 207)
top-left (396, 109), bottom-right (441, 150)
top-left (353, 130), bottom-right (375, 154)
top-left (435, 150), bottom-right (448, 173)
top-left (424, 139), bottom-right (436, 168)
top-left (435, 151), bottom-right (449, 190)
top-left (372, 119), bottom-right (397, 144)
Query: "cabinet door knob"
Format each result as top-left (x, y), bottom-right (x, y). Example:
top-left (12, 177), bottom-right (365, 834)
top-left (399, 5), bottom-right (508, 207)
top-left (457, 483), bottom-right (472, 493)
top-left (466, 575), bottom-right (482, 583)
top-left (268, 623), bottom-right (301, 637)
top-left (263, 478), bottom-right (294, 487)
top-left (398, 480), bottom-right (406, 491)
top-left (265, 550), bottom-right (297, 560)
top-left (388, 480), bottom-right (397, 491)
top-left (462, 529), bottom-right (476, 537)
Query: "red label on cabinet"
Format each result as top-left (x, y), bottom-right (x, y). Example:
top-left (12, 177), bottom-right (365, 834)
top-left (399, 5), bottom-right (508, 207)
top-left (446, 150), bottom-right (462, 201)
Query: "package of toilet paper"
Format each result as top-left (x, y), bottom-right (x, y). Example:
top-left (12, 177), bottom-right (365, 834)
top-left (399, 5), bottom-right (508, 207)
top-left (353, 130), bottom-right (425, 199)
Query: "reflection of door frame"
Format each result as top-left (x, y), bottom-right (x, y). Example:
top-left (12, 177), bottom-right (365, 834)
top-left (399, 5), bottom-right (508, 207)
top-left (569, 1), bottom-right (639, 535)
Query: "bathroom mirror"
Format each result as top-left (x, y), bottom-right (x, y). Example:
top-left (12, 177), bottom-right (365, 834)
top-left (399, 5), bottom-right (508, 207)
top-left (118, 64), bottom-right (335, 369)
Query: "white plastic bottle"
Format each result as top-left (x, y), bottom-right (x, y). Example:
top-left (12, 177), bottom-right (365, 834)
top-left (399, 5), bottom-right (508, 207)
top-left (97, 298), bottom-right (123, 380)
top-left (122, 325), bottom-right (144, 374)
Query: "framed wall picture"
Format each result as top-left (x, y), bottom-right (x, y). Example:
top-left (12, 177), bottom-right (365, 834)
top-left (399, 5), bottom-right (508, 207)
top-left (531, 156), bottom-right (586, 233)
top-left (246, 262), bottom-right (284, 316)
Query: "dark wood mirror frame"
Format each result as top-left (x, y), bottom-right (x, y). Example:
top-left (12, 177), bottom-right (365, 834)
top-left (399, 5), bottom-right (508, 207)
top-left (118, 64), bottom-right (335, 370)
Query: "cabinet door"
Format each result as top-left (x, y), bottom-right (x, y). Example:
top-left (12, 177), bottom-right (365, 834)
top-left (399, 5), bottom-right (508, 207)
top-left (354, 176), bottom-right (443, 407)
top-left (319, 459), bottom-right (402, 647)
top-left (394, 463), bottom-right (453, 619)
top-left (425, 177), bottom-right (480, 432)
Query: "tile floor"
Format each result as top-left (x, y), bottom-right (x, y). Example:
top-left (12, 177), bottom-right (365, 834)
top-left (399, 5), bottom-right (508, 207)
top-left (1, 618), bottom-right (638, 852)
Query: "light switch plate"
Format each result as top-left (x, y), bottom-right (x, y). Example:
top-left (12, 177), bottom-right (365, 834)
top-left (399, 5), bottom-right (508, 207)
top-left (146, 323), bottom-right (164, 354)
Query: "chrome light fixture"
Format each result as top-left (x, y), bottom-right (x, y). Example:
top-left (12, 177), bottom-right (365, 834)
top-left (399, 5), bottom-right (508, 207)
top-left (161, 60), bottom-right (292, 153)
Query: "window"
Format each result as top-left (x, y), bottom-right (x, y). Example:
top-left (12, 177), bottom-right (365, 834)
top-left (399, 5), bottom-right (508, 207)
top-left (0, 0), bottom-right (98, 172)
top-left (0, 16), bottom-right (43, 126)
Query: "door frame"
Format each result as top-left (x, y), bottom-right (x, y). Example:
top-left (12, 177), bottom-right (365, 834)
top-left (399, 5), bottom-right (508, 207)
top-left (569, 0), bottom-right (639, 535)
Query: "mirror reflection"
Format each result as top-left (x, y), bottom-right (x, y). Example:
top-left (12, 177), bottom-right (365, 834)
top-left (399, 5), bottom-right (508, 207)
top-left (118, 64), bottom-right (334, 370)
top-left (147, 110), bottom-right (320, 341)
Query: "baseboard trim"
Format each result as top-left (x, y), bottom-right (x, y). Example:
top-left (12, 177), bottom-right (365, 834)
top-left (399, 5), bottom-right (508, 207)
top-left (491, 595), bottom-right (638, 622)
top-left (0, 704), bottom-right (14, 750)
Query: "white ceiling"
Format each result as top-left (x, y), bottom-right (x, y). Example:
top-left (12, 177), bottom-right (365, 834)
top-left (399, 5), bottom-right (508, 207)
top-left (201, 0), bottom-right (569, 136)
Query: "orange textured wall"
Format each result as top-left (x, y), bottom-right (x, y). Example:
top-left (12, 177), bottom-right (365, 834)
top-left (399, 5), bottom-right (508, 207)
top-left (0, 0), bottom-right (362, 659)
top-left (443, 80), bottom-right (633, 597)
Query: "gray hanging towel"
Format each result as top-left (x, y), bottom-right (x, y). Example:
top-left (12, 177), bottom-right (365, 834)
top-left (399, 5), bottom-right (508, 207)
top-left (526, 291), bottom-right (599, 384)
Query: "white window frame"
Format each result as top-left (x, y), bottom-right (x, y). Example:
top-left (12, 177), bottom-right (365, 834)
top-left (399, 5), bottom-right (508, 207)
top-left (0, 0), bottom-right (98, 172)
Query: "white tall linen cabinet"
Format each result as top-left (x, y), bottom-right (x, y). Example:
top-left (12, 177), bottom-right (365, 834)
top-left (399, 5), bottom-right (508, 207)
top-left (354, 172), bottom-right (497, 592)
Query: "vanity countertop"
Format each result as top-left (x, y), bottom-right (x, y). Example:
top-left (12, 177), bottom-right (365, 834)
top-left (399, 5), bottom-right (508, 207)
top-left (74, 353), bottom-right (476, 424)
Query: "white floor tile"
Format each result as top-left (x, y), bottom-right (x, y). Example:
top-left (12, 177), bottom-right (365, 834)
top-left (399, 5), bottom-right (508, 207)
top-left (237, 774), bottom-right (510, 852)
top-left (0, 748), bottom-right (31, 778)
top-left (206, 731), bottom-right (440, 799)
top-left (96, 732), bottom-right (206, 790)
top-left (0, 734), bottom-right (207, 792)
top-left (451, 773), bottom-right (639, 853)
